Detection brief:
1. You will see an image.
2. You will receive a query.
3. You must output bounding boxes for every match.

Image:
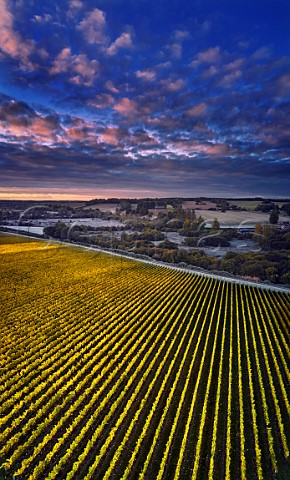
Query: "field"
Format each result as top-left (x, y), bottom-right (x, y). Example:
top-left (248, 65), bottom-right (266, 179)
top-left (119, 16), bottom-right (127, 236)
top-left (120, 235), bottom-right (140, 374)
top-left (182, 201), bottom-right (217, 210)
top-left (83, 203), bottom-right (119, 212)
top-left (229, 200), bottom-right (290, 211)
top-left (193, 209), bottom-right (290, 226)
top-left (0, 234), bottom-right (289, 480)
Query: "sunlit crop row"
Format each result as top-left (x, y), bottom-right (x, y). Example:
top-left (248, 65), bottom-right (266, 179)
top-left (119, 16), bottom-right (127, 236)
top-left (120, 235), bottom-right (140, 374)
top-left (0, 233), bottom-right (289, 479)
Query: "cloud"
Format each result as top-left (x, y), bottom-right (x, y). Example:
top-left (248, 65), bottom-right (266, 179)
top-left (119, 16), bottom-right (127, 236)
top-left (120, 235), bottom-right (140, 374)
top-left (202, 65), bottom-right (218, 77)
top-left (156, 61), bottom-right (172, 70)
top-left (99, 126), bottom-right (125, 145)
top-left (69, 0), bottom-right (83, 9)
top-left (224, 58), bottom-right (244, 71)
top-left (1, 89), bottom-right (290, 198)
top-left (135, 69), bottom-right (156, 82)
top-left (186, 103), bottom-right (207, 117)
top-left (130, 129), bottom-right (158, 145)
top-left (88, 93), bottom-right (114, 109)
top-left (170, 43), bottom-right (182, 59)
top-left (50, 48), bottom-right (72, 74)
top-left (0, 0), bottom-right (34, 68)
top-left (32, 14), bottom-right (52, 23)
top-left (106, 32), bottom-right (133, 56)
top-left (67, 0), bottom-right (83, 19)
top-left (251, 46), bottom-right (272, 60)
top-left (166, 30), bottom-right (191, 60)
top-left (168, 29), bottom-right (191, 59)
top-left (277, 74), bottom-right (290, 97)
top-left (197, 46), bottom-right (221, 63)
top-left (30, 116), bottom-right (60, 140)
top-left (0, 97), bottom-right (62, 143)
top-left (38, 48), bottom-right (49, 59)
top-left (0, 95), bottom-right (104, 148)
top-left (160, 78), bottom-right (185, 92)
top-left (64, 125), bottom-right (88, 142)
top-left (50, 48), bottom-right (99, 86)
top-left (174, 29), bottom-right (190, 41)
top-left (105, 80), bottom-right (119, 94)
top-left (114, 98), bottom-right (137, 116)
top-left (0, 96), bottom-right (34, 119)
top-left (77, 8), bottom-right (108, 45)
top-left (163, 137), bottom-right (232, 158)
top-left (219, 70), bottom-right (242, 88)
top-left (190, 46), bottom-right (221, 68)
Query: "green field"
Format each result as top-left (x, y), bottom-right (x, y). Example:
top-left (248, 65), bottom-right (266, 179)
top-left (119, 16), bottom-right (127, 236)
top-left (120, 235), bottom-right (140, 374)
top-left (0, 234), bottom-right (289, 479)
top-left (230, 200), bottom-right (290, 211)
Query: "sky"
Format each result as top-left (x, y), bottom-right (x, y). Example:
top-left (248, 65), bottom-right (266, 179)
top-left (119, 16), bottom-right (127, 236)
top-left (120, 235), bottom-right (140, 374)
top-left (0, 0), bottom-right (290, 200)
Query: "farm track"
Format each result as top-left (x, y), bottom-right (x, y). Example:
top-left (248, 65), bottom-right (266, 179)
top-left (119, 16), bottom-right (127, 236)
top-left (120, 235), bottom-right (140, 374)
top-left (0, 233), bottom-right (289, 480)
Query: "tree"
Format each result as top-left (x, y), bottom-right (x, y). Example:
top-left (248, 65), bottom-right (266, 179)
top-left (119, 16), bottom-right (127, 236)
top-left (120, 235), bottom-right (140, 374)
top-left (269, 207), bottom-right (279, 224)
top-left (183, 218), bottom-right (191, 230)
top-left (254, 224), bottom-right (276, 248)
top-left (217, 200), bottom-right (229, 212)
top-left (255, 201), bottom-right (275, 213)
top-left (212, 218), bottom-right (220, 231)
top-left (281, 203), bottom-right (290, 215)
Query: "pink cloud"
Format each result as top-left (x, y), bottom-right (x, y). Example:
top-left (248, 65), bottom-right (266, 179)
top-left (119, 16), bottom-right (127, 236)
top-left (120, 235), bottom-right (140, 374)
top-left (258, 124), bottom-right (290, 147)
top-left (30, 117), bottom-right (58, 140)
top-left (50, 48), bottom-right (99, 86)
top-left (99, 127), bottom-right (121, 145)
top-left (88, 93), bottom-right (114, 109)
top-left (161, 78), bottom-right (185, 91)
top-left (198, 46), bottom-right (221, 63)
top-left (186, 103), bottom-right (207, 117)
top-left (156, 61), bottom-right (172, 69)
top-left (204, 143), bottom-right (230, 155)
top-left (168, 30), bottom-right (190, 59)
top-left (0, 0), bottom-right (34, 68)
top-left (69, 0), bottom-right (83, 9)
top-left (77, 8), bottom-right (108, 45)
top-left (224, 58), bottom-right (244, 71)
top-left (0, 122), bottom-right (27, 138)
top-left (114, 98), bottom-right (137, 116)
top-left (50, 48), bottom-right (72, 74)
top-left (168, 140), bottom-right (230, 156)
top-left (105, 80), bottom-right (119, 94)
top-left (219, 70), bottom-right (242, 88)
top-left (38, 48), bottom-right (49, 59)
top-left (0, 111), bottom-right (60, 144)
top-left (65, 127), bottom-right (87, 141)
top-left (135, 69), bottom-right (156, 81)
top-left (190, 46), bottom-right (221, 68)
top-left (72, 54), bottom-right (99, 81)
top-left (106, 32), bottom-right (133, 55)
top-left (0, 101), bottom-right (102, 147)
top-left (174, 29), bottom-right (190, 41)
top-left (67, 1), bottom-right (83, 18)
top-left (202, 65), bottom-right (218, 77)
top-left (63, 118), bottom-right (98, 144)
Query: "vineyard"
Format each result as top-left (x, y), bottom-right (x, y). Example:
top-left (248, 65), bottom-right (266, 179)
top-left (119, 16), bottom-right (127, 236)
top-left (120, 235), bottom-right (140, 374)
top-left (0, 233), bottom-right (289, 480)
